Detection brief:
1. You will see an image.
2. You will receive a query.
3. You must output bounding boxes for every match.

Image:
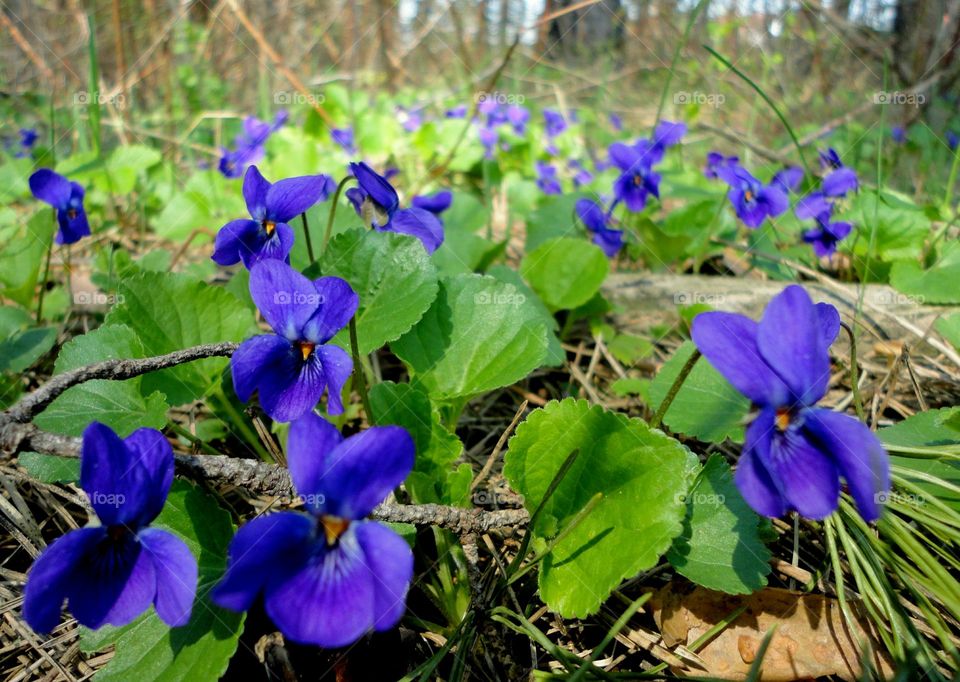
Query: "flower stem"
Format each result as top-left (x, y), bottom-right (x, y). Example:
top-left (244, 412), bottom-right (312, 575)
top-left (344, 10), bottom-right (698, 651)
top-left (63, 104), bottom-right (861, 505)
top-left (650, 349), bottom-right (701, 429)
top-left (35, 224), bottom-right (54, 323)
top-left (349, 317), bottom-right (374, 423)
top-left (300, 212), bottom-right (315, 264)
top-left (323, 176), bottom-right (355, 252)
top-left (840, 321), bottom-right (865, 421)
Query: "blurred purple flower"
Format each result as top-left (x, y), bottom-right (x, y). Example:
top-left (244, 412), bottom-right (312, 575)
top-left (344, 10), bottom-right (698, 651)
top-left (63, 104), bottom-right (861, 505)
top-left (704, 151), bottom-right (739, 180)
top-left (535, 161), bottom-right (562, 195)
top-left (29, 169), bottom-right (90, 245)
top-left (716, 165), bottom-right (788, 228)
top-left (331, 127), bottom-right (356, 154)
top-left (575, 197), bottom-right (624, 257)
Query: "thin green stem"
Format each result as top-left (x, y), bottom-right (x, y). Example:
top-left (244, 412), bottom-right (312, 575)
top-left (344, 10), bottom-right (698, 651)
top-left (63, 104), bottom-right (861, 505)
top-left (943, 138), bottom-right (960, 213)
top-left (649, 349), bottom-right (701, 429)
top-left (323, 176), bottom-right (354, 252)
top-left (840, 321), bottom-right (865, 421)
top-left (35, 223), bottom-right (54, 323)
top-left (349, 317), bottom-right (374, 423)
top-left (166, 420), bottom-right (225, 457)
top-left (704, 46), bottom-right (811, 175)
top-left (653, 0), bottom-right (709, 130)
top-left (300, 212), bottom-right (315, 264)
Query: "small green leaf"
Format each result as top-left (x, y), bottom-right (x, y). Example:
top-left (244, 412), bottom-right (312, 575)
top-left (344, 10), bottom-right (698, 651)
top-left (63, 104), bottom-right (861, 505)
top-left (106, 272), bottom-right (257, 405)
top-left (504, 398), bottom-right (697, 617)
top-left (936, 312), bottom-right (960, 350)
top-left (391, 274), bottom-right (550, 401)
top-left (520, 237), bottom-right (609, 311)
top-left (80, 481), bottom-right (245, 682)
top-left (649, 341), bottom-right (750, 443)
top-left (667, 455), bottom-right (771, 593)
top-left (18, 452), bottom-right (80, 483)
top-left (0, 326), bottom-right (57, 372)
top-left (369, 381), bottom-right (468, 505)
top-left (33, 325), bottom-right (170, 436)
top-left (321, 229), bottom-right (439, 354)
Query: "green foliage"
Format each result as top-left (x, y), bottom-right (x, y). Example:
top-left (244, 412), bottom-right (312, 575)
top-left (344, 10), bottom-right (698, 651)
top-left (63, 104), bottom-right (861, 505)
top-left (34, 325), bottom-right (169, 436)
top-left (392, 274), bottom-right (551, 401)
top-left (649, 341), bottom-right (749, 443)
top-left (18, 452), bottom-right (80, 483)
top-left (105, 272), bottom-right (257, 405)
top-left (321, 229), bottom-right (439, 354)
top-left (80, 481), bottom-right (245, 682)
top-left (520, 237), bottom-right (609, 311)
top-left (667, 455), bottom-right (771, 593)
top-left (504, 398), bottom-right (697, 617)
top-left (369, 381), bottom-right (470, 506)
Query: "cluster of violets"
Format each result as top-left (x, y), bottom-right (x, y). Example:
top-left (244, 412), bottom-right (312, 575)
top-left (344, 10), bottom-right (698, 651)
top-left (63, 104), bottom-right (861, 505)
top-left (23, 415), bottom-right (415, 648)
top-left (704, 146), bottom-right (859, 257)
top-left (218, 111), bottom-right (288, 178)
top-left (19, 106), bottom-right (899, 647)
top-left (572, 120), bottom-right (687, 258)
top-left (24, 160), bottom-right (442, 646)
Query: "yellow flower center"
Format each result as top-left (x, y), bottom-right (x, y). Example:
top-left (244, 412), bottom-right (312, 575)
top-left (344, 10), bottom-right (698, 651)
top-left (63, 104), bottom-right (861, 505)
top-left (320, 515), bottom-right (350, 545)
top-left (297, 341), bottom-right (316, 361)
top-left (775, 408), bottom-right (791, 431)
top-left (263, 220), bottom-right (276, 235)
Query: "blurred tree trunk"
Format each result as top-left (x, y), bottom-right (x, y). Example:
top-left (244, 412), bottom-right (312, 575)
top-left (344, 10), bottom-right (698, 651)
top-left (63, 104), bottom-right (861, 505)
top-left (544, 0), bottom-right (625, 63)
top-left (498, 0), bottom-right (509, 47)
top-left (893, 0), bottom-right (960, 89)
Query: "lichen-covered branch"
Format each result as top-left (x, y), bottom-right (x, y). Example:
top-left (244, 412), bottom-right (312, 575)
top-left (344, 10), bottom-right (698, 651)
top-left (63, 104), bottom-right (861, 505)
top-left (2, 342), bottom-right (240, 425)
top-left (0, 422), bottom-right (529, 533)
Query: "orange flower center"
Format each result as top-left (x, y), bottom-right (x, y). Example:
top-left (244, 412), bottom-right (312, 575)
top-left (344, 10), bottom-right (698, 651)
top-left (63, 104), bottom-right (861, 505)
top-left (320, 515), bottom-right (350, 545)
top-left (263, 220), bottom-right (276, 235)
top-left (775, 408), bottom-right (791, 431)
top-left (297, 341), bottom-right (316, 361)
top-left (744, 190), bottom-right (754, 202)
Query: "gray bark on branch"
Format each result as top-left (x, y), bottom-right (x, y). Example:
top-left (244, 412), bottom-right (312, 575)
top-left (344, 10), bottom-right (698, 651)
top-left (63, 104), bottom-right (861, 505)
top-left (2, 342), bottom-right (240, 425)
top-left (0, 424), bottom-right (529, 534)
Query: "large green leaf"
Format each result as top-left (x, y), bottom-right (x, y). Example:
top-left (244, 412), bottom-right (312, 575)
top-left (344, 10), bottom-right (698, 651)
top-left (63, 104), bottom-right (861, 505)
top-left (503, 398), bottom-right (697, 617)
top-left (105, 272), bottom-right (257, 405)
top-left (80, 481), bottom-right (244, 682)
top-left (0, 210), bottom-right (54, 307)
top-left (889, 260), bottom-right (960, 305)
top-left (391, 274), bottom-right (550, 401)
top-left (520, 237), bottom-right (609, 312)
top-left (369, 381), bottom-right (469, 505)
top-left (321, 229), bottom-right (439, 354)
top-left (18, 451), bottom-right (80, 483)
top-left (33, 325), bottom-right (169, 436)
top-left (667, 455), bottom-right (771, 593)
top-left (153, 171), bottom-right (246, 241)
top-left (648, 341), bottom-right (749, 443)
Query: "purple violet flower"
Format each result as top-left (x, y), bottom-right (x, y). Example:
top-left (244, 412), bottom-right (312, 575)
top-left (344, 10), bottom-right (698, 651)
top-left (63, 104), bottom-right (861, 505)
top-left (331, 127), bottom-right (356, 154)
top-left (803, 210), bottom-right (853, 257)
top-left (212, 412), bottom-right (414, 647)
top-left (716, 164), bottom-right (788, 228)
top-left (704, 151), bottom-right (739, 180)
top-left (29, 169), bottom-right (91, 245)
top-left (23, 422), bottom-right (197, 633)
top-left (231, 260), bottom-right (357, 421)
top-left (575, 198), bottom-right (624, 257)
top-left (535, 161), bottom-right (562, 195)
top-left (692, 285), bottom-right (889, 521)
top-left (445, 105), bottom-right (467, 119)
top-left (609, 139), bottom-right (663, 212)
top-left (771, 166), bottom-right (804, 194)
top-left (411, 190), bottom-right (453, 218)
top-left (543, 109), bottom-right (567, 138)
top-left (212, 166), bottom-right (335, 269)
top-left (218, 112), bottom-right (287, 178)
